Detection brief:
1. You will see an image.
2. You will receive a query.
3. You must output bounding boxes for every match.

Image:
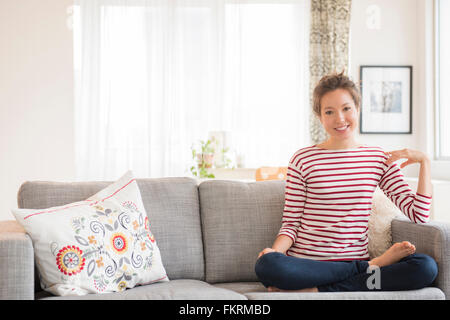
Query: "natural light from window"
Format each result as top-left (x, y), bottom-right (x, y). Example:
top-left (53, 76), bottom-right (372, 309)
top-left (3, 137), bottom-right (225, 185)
top-left (437, 0), bottom-right (450, 159)
top-left (73, 0), bottom-right (310, 180)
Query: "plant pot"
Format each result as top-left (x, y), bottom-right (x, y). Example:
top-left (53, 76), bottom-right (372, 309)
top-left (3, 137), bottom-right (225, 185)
top-left (197, 153), bottom-right (214, 169)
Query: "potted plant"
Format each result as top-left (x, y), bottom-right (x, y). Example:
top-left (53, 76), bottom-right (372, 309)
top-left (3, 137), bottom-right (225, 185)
top-left (190, 139), bottom-right (215, 178)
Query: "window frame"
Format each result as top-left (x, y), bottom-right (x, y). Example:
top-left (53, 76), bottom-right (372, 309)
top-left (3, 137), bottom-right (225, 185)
top-left (435, 0), bottom-right (450, 161)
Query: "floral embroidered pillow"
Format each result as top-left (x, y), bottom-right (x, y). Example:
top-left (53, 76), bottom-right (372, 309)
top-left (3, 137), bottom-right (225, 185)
top-left (12, 171), bottom-right (169, 296)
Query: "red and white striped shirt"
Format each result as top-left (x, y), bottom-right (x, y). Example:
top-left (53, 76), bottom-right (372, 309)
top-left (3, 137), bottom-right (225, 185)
top-left (278, 145), bottom-right (432, 261)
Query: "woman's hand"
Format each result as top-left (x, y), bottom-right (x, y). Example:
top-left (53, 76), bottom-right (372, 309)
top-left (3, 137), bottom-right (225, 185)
top-left (385, 148), bottom-right (432, 199)
top-left (257, 248), bottom-right (277, 259)
top-left (385, 148), bottom-right (430, 169)
top-left (258, 235), bottom-right (293, 259)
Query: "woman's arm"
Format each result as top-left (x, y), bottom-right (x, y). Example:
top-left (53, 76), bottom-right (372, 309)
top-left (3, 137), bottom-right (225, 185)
top-left (277, 161), bottom-right (306, 242)
top-left (257, 158), bottom-right (305, 258)
top-left (417, 156), bottom-right (432, 197)
top-left (381, 148), bottom-right (432, 223)
top-left (386, 148), bottom-right (432, 196)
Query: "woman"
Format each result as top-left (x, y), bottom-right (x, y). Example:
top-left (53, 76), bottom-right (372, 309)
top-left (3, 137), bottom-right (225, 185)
top-left (254, 72), bottom-right (438, 292)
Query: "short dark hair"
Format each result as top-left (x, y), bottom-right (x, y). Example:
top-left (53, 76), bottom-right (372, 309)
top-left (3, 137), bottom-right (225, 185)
top-left (312, 71), bottom-right (361, 117)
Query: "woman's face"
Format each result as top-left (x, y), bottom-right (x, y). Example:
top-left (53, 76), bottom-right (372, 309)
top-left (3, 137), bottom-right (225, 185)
top-left (319, 89), bottom-right (359, 140)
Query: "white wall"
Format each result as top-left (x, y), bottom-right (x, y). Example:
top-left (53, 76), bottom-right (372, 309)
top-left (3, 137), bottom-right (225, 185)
top-left (350, 0), bottom-right (420, 177)
top-left (349, 0), bottom-right (450, 180)
top-left (0, 0), bottom-right (75, 220)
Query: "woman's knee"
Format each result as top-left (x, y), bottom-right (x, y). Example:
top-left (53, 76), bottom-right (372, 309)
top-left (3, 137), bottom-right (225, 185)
top-left (411, 253), bottom-right (438, 286)
top-left (254, 252), bottom-right (286, 279)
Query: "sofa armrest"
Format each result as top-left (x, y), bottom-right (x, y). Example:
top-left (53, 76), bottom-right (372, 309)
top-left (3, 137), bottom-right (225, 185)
top-left (0, 222), bottom-right (34, 300)
top-left (391, 217), bottom-right (450, 299)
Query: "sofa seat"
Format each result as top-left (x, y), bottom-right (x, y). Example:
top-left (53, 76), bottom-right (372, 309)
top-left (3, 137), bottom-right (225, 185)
top-left (36, 279), bottom-right (247, 300)
top-left (213, 282), bottom-right (267, 294)
top-left (213, 282), bottom-right (445, 300)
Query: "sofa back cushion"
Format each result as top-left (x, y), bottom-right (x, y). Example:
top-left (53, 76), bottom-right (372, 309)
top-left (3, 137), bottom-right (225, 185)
top-left (199, 180), bottom-right (284, 283)
top-left (17, 177), bottom-right (205, 292)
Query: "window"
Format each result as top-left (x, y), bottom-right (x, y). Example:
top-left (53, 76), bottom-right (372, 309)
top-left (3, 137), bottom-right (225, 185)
top-left (73, 0), bottom-right (310, 180)
top-left (436, 0), bottom-right (450, 159)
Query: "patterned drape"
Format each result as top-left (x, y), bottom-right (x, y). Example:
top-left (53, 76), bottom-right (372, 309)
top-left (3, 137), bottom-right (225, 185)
top-left (309, 0), bottom-right (352, 144)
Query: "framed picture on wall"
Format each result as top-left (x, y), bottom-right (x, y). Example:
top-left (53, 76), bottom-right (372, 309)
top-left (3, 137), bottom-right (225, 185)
top-left (359, 65), bottom-right (412, 134)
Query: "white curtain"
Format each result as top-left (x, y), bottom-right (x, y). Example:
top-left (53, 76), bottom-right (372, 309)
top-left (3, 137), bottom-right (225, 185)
top-left (74, 0), bottom-right (310, 181)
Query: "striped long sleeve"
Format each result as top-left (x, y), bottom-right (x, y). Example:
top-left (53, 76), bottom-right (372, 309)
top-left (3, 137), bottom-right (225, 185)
top-left (379, 163), bottom-right (431, 224)
top-left (278, 160), bottom-right (306, 244)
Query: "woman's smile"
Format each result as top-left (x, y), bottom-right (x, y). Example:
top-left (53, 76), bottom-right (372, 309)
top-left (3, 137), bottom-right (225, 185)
top-left (334, 124), bottom-right (350, 132)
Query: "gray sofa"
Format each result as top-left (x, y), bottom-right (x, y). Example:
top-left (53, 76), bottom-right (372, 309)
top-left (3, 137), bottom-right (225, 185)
top-left (0, 177), bottom-right (449, 300)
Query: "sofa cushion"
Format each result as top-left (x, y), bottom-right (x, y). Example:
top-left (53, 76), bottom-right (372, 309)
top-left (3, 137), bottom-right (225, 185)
top-left (17, 175), bottom-right (204, 287)
top-left (213, 281), bottom-right (267, 294)
top-left (36, 279), bottom-right (246, 300)
top-left (368, 187), bottom-right (404, 258)
top-left (213, 282), bottom-right (445, 300)
top-left (243, 287), bottom-right (445, 300)
top-left (13, 171), bottom-right (169, 296)
top-left (199, 180), bottom-right (284, 283)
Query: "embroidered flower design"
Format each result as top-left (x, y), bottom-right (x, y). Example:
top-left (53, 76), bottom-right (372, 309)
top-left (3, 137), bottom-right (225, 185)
top-left (96, 256), bottom-right (104, 268)
top-left (117, 281), bottom-right (127, 291)
top-left (110, 233), bottom-right (128, 254)
top-left (88, 235), bottom-right (97, 244)
top-left (93, 275), bottom-right (108, 292)
top-left (144, 217), bottom-right (155, 243)
top-left (122, 201), bottom-right (138, 212)
top-left (61, 202), bottom-right (163, 293)
top-left (94, 205), bottom-right (104, 211)
top-left (71, 217), bottom-right (85, 233)
top-left (56, 246), bottom-right (86, 276)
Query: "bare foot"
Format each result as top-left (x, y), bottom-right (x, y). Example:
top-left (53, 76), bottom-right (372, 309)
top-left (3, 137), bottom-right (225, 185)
top-left (268, 286), bottom-right (318, 293)
top-left (369, 241), bottom-right (416, 268)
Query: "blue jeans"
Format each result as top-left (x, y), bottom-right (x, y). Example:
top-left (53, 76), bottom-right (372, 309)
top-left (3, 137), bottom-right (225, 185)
top-left (254, 252), bottom-right (438, 292)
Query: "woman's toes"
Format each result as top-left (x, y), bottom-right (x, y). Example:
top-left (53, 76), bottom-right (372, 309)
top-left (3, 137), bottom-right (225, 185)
top-left (401, 241), bottom-right (414, 251)
top-left (401, 241), bottom-right (411, 248)
top-left (401, 241), bottom-right (415, 255)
